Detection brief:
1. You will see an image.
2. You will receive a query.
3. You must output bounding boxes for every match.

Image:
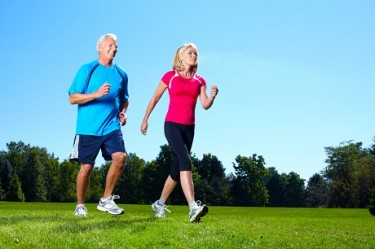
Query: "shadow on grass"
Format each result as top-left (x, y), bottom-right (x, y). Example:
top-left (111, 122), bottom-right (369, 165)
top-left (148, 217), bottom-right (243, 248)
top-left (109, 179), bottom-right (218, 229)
top-left (54, 216), bottom-right (158, 234)
top-left (0, 211), bottom-right (159, 235)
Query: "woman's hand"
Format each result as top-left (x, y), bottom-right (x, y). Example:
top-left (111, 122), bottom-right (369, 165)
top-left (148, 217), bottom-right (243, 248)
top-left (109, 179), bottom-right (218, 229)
top-left (141, 121), bottom-right (148, 135)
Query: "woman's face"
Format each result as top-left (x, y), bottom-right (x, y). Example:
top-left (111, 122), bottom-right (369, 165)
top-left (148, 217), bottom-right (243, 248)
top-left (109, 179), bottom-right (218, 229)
top-left (180, 46), bottom-right (197, 67)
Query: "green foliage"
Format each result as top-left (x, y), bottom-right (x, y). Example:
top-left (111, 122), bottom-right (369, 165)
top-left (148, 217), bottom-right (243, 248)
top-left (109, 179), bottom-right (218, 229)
top-left (7, 174), bottom-right (24, 202)
top-left (305, 173), bottom-right (328, 207)
top-left (21, 148), bottom-right (47, 202)
top-left (283, 172), bottom-right (305, 207)
top-left (115, 153), bottom-right (145, 204)
top-left (0, 153), bottom-right (12, 198)
top-left (232, 154), bottom-right (269, 206)
top-left (324, 141), bottom-right (375, 208)
top-left (54, 160), bottom-right (78, 202)
top-left (1, 137), bottom-right (375, 208)
top-left (368, 187), bottom-right (375, 216)
top-left (195, 153), bottom-right (229, 205)
top-left (86, 167), bottom-right (105, 202)
top-left (265, 167), bottom-right (285, 206)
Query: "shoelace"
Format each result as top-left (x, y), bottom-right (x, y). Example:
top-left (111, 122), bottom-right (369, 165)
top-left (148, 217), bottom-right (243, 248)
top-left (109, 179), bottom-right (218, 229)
top-left (107, 195), bottom-right (123, 210)
top-left (110, 195), bottom-right (121, 201)
top-left (161, 205), bottom-right (171, 214)
top-left (80, 206), bottom-right (88, 213)
top-left (195, 200), bottom-right (203, 206)
top-left (74, 205), bottom-right (87, 215)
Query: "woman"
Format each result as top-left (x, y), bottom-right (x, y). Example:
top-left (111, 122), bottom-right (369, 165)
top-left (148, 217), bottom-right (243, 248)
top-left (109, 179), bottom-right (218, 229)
top-left (141, 42), bottom-right (218, 223)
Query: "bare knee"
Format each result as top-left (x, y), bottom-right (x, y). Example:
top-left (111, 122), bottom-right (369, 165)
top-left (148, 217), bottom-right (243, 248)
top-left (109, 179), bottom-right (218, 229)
top-left (112, 152), bottom-right (126, 168)
top-left (79, 164), bottom-right (93, 177)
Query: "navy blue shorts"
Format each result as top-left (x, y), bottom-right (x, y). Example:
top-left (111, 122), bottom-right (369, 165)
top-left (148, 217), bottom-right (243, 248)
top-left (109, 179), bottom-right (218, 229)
top-left (69, 129), bottom-right (126, 165)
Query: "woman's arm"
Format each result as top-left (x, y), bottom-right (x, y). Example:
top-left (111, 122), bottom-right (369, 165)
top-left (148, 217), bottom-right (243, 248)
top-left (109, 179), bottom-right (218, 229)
top-left (200, 84), bottom-right (218, 110)
top-left (141, 81), bottom-right (168, 135)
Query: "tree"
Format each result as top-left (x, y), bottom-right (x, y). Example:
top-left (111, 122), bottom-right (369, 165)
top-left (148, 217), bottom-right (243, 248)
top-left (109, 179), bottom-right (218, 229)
top-left (7, 173), bottom-right (25, 202)
top-left (139, 161), bottom-right (161, 203)
top-left (115, 153), bottom-right (145, 204)
top-left (42, 153), bottom-right (61, 202)
top-left (195, 153), bottom-right (229, 205)
top-left (232, 154), bottom-right (268, 206)
top-left (21, 147), bottom-right (47, 202)
top-left (283, 172), bottom-right (305, 207)
top-left (57, 160), bottom-right (79, 202)
top-left (324, 141), bottom-right (374, 208)
top-left (265, 167), bottom-right (285, 207)
top-left (4, 141), bottom-right (29, 179)
top-left (0, 152), bottom-right (12, 199)
top-left (0, 177), bottom-right (4, 200)
top-left (86, 166), bottom-right (105, 203)
top-left (305, 173), bottom-right (328, 207)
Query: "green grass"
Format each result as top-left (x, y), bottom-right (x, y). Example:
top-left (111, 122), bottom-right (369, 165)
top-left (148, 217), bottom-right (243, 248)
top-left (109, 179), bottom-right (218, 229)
top-left (0, 202), bottom-right (374, 248)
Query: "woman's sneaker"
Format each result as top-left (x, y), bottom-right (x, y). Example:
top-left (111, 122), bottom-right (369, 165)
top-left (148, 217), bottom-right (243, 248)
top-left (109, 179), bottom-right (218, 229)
top-left (189, 200), bottom-right (208, 223)
top-left (152, 200), bottom-right (171, 218)
top-left (97, 195), bottom-right (124, 215)
top-left (73, 204), bottom-right (87, 217)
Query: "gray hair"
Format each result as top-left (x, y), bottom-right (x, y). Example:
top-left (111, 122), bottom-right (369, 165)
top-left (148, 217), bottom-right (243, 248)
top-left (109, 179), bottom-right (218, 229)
top-left (96, 33), bottom-right (117, 51)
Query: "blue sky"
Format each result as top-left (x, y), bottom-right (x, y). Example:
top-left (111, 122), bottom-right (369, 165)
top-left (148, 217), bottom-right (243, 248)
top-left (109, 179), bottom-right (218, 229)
top-left (1, 0), bottom-right (374, 182)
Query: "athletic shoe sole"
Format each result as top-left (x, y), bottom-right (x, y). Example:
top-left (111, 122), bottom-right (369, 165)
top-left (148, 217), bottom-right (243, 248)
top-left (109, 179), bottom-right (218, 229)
top-left (97, 205), bottom-right (124, 215)
top-left (191, 205), bottom-right (209, 223)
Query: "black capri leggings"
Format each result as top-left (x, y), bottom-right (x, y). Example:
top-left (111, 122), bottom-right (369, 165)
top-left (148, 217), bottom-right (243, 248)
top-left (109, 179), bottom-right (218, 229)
top-left (164, 121), bottom-right (195, 181)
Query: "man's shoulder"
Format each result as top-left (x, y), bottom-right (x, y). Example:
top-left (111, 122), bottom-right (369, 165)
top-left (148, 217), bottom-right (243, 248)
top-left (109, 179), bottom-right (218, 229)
top-left (113, 63), bottom-right (128, 80)
top-left (81, 60), bottom-right (100, 70)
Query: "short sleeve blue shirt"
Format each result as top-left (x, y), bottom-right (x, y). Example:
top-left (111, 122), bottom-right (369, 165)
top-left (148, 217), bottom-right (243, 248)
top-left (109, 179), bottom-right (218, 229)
top-left (68, 60), bottom-right (129, 136)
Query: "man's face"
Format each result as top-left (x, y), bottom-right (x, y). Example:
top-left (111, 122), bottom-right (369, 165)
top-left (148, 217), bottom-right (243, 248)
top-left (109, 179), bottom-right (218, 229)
top-left (99, 37), bottom-right (118, 60)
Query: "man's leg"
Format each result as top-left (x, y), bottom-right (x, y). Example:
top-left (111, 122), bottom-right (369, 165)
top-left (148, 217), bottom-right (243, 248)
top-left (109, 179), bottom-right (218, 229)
top-left (103, 152), bottom-right (126, 198)
top-left (76, 163), bottom-right (93, 204)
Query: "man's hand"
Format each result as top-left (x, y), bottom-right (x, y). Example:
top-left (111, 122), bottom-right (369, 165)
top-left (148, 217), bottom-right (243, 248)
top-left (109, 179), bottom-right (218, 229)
top-left (119, 112), bottom-right (127, 126)
top-left (97, 82), bottom-right (111, 97)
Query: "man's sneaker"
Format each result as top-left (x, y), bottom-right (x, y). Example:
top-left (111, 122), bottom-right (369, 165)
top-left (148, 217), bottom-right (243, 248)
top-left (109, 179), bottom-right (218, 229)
top-left (73, 204), bottom-right (87, 217)
top-left (97, 195), bottom-right (124, 215)
top-left (152, 200), bottom-right (171, 218)
top-left (189, 200), bottom-right (208, 223)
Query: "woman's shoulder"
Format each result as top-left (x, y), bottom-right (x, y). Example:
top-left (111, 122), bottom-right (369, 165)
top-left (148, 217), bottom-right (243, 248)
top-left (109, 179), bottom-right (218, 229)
top-left (161, 70), bottom-right (178, 81)
top-left (193, 73), bottom-right (206, 85)
top-left (162, 70), bottom-right (177, 77)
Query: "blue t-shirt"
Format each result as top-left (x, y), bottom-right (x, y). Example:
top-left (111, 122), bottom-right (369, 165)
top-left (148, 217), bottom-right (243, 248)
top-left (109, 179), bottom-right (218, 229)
top-left (68, 60), bottom-right (129, 136)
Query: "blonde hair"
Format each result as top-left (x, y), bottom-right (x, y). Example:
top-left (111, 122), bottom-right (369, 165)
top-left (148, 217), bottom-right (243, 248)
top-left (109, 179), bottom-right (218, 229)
top-left (172, 42), bottom-right (199, 73)
top-left (96, 33), bottom-right (117, 51)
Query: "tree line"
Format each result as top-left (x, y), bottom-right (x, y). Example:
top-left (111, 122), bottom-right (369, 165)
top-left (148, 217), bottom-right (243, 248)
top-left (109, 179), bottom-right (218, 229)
top-left (1, 139), bottom-right (375, 211)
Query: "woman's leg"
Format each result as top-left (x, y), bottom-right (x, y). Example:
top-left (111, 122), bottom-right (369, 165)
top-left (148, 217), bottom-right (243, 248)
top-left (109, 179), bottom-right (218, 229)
top-left (159, 175), bottom-right (178, 202)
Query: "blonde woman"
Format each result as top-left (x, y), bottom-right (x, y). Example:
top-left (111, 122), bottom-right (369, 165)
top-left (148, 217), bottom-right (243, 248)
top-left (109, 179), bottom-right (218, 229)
top-left (141, 43), bottom-right (218, 222)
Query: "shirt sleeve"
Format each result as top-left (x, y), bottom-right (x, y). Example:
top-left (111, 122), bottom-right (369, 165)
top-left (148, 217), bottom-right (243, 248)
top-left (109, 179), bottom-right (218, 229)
top-left (161, 71), bottom-right (175, 86)
top-left (68, 65), bottom-right (88, 94)
top-left (116, 65), bottom-right (129, 103)
top-left (120, 76), bottom-right (129, 103)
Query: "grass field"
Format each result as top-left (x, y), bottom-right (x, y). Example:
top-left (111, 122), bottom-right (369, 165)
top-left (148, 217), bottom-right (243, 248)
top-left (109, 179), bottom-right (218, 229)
top-left (0, 202), bottom-right (374, 248)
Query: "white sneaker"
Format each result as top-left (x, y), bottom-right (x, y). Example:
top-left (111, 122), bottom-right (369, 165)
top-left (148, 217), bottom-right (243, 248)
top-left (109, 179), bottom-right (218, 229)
top-left (97, 195), bottom-right (124, 215)
top-left (73, 204), bottom-right (87, 217)
top-left (152, 200), bottom-right (171, 218)
top-left (189, 200), bottom-right (208, 223)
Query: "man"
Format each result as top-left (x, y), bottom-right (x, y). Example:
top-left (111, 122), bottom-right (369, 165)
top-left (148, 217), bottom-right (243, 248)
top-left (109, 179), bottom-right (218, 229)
top-left (68, 33), bottom-right (129, 217)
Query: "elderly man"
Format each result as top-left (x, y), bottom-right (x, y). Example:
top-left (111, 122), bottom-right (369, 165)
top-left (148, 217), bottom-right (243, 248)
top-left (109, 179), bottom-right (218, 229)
top-left (68, 33), bottom-right (129, 217)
